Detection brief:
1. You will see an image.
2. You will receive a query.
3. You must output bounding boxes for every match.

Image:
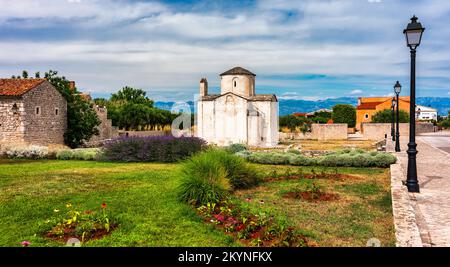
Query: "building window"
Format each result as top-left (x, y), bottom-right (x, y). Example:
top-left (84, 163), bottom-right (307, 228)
top-left (364, 113), bottom-right (369, 119)
top-left (35, 106), bottom-right (41, 115)
top-left (55, 108), bottom-right (59, 116)
top-left (232, 77), bottom-right (239, 89)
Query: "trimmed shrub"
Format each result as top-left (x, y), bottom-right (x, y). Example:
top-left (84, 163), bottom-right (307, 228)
top-left (287, 149), bottom-right (302, 155)
top-left (224, 143), bottom-right (247, 154)
top-left (102, 136), bottom-right (207, 162)
top-left (288, 154), bottom-right (317, 166)
top-left (238, 149), bottom-right (397, 168)
top-left (56, 148), bottom-right (101, 161)
top-left (4, 146), bottom-right (49, 159)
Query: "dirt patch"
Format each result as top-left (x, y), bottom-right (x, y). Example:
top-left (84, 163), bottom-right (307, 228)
top-left (46, 224), bottom-right (117, 244)
top-left (283, 191), bottom-right (339, 202)
top-left (265, 173), bottom-right (357, 183)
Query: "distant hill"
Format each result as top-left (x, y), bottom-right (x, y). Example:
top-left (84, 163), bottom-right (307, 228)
top-left (154, 97), bottom-right (450, 116)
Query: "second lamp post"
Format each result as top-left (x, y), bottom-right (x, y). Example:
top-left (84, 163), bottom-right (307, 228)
top-left (394, 81), bottom-right (401, 152)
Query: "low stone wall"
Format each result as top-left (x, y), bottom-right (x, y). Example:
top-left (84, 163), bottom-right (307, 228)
top-left (311, 123), bottom-right (348, 141)
top-left (279, 132), bottom-right (312, 141)
top-left (279, 124), bottom-right (348, 141)
top-left (362, 122), bottom-right (435, 141)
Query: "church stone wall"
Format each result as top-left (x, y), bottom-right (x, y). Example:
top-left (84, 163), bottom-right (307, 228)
top-left (220, 75), bottom-right (255, 96)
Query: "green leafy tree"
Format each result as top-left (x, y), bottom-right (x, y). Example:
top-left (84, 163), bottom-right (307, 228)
top-left (332, 104), bottom-right (356, 127)
top-left (110, 86), bottom-right (154, 106)
top-left (371, 109), bottom-right (410, 123)
top-left (44, 70), bottom-right (101, 148)
top-left (101, 87), bottom-right (177, 131)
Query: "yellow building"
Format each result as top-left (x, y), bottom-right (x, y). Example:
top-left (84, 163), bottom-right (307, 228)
top-left (356, 96), bottom-right (410, 131)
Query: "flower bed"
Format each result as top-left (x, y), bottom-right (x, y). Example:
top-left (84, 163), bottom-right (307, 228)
top-left (44, 202), bottom-right (117, 244)
top-left (194, 200), bottom-right (311, 247)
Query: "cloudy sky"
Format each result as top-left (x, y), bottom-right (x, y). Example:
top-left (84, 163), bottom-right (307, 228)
top-left (0, 0), bottom-right (449, 101)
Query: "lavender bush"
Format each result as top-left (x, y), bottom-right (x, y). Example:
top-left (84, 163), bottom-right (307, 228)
top-left (102, 136), bottom-right (207, 162)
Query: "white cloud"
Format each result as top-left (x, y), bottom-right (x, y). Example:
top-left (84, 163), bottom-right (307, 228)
top-left (0, 0), bottom-right (449, 100)
top-left (349, 89), bottom-right (363, 95)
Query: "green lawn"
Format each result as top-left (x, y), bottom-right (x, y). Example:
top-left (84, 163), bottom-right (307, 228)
top-left (0, 159), bottom-right (395, 247)
top-left (0, 160), bottom-right (236, 247)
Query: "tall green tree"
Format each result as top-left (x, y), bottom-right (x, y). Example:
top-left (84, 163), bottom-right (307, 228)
top-left (43, 70), bottom-right (101, 148)
top-left (332, 104), bottom-right (356, 127)
top-left (371, 109), bottom-right (410, 123)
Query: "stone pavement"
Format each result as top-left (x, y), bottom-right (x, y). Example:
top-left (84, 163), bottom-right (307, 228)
top-left (388, 131), bottom-right (450, 247)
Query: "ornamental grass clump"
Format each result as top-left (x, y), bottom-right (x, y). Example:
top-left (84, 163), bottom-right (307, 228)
top-left (102, 136), bottom-right (207, 162)
top-left (178, 149), bottom-right (260, 205)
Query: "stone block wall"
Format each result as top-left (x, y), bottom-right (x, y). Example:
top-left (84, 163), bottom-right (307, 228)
top-left (21, 81), bottom-right (67, 145)
top-left (361, 122), bottom-right (435, 141)
top-left (85, 106), bottom-right (119, 146)
top-left (0, 98), bottom-right (26, 145)
top-left (311, 123), bottom-right (348, 141)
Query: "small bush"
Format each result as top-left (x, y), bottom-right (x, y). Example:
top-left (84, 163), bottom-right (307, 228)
top-left (102, 136), bottom-right (207, 162)
top-left (56, 148), bottom-right (101, 161)
top-left (287, 149), bottom-right (301, 155)
top-left (224, 143), bottom-right (248, 154)
top-left (288, 154), bottom-right (317, 166)
top-left (239, 149), bottom-right (396, 168)
top-left (4, 146), bottom-right (49, 159)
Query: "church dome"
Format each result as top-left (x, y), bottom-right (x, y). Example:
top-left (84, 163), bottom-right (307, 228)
top-left (220, 67), bottom-right (256, 77)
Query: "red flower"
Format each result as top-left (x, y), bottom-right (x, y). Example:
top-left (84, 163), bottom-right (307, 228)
top-left (101, 202), bottom-right (107, 209)
top-left (21, 241), bottom-right (31, 247)
top-left (213, 214), bottom-right (225, 222)
top-left (235, 224), bottom-right (245, 231)
top-left (250, 232), bottom-right (261, 239)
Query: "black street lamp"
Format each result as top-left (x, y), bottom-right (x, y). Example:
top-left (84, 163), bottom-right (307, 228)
top-left (394, 81), bottom-right (402, 152)
top-left (403, 15), bottom-right (425, 193)
top-left (391, 98), bottom-right (396, 142)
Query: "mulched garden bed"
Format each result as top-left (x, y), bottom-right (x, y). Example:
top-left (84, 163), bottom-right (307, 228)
top-left (283, 191), bottom-right (339, 202)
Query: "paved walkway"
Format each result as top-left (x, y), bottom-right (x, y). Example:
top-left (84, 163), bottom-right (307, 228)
top-left (388, 131), bottom-right (450, 246)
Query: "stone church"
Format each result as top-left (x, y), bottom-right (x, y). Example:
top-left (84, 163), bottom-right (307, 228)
top-left (0, 79), bottom-right (67, 146)
top-left (197, 67), bottom-right (278, 147)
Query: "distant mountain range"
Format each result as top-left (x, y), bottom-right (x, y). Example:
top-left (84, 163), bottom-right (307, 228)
top-left (155, 97), bottom-right (450, 116)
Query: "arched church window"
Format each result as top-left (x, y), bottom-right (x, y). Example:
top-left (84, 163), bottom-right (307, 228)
top-left (232, 77), bottom-right (239, 89)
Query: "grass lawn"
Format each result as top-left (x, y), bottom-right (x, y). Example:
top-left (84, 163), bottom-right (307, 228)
top-left (0, 160), bottom-right (236, 247)
top-left (0, 159), bottom-right (395, 247)
top-left (237, 164), bottom-right (396, 247)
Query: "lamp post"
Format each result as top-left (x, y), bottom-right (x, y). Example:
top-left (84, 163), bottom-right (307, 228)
top-left (394, 81), bottom-right (402, 152)
top-left (403, 15), bottom-right (425, 193)
top-left (391, 98), bottom-right (396, 141)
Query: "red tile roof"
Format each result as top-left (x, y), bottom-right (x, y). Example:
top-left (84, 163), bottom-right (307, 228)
top-left (356, 101), bottom-right (385, 110)
top-left (0, 79), bottom-right (46, 96)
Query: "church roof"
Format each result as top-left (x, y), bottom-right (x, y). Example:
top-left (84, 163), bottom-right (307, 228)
top-left (220, 67), bottom-right (256, 77)
top-left (201, 92), bottom-right (277, 102)
top-left (0, 78), bottom-right (46, 96)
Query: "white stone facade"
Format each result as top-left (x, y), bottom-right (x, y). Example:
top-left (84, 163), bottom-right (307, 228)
top-left (416, 105), bottom-right (437, 121)
top-left (197, 67), bottom-right (278, 147)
